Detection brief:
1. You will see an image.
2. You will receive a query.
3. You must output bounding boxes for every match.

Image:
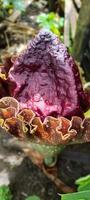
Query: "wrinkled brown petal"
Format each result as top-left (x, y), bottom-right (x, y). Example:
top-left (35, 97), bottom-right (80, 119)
top-left (0, 97), bottom-right (19, 115)
top-left (18, 109), bottom-right (35, 124)
top-left (70, 116), bottom-right (83, 132)
top-left (4, 117), bottom-right (27, 138)
top-left (32, 116), bottom-right (49, 138)
top-left (70, 116), bottom-right (90, 142)
top-left (70, 116), bottom-right (83, 139)
top-left (31, 116), bottom-right (77, 145)
top-left (82, 118), bottom-right (90, 142)
top-left (0, 97), bottom-right (89, 145)
top-left (44, 117), bottom-right (77, 144)
top-left (0, 107), bottom-right (16, 120)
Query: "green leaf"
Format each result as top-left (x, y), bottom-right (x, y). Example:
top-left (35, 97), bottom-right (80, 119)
top-left (50, 24), bottom-right (60, 37)
top-left (47, 12), bottom-right (56, 20)
top-left (76, 175), bottom-right (90, 185)
top-left (61, 175), bottom-right (90, 200)
top-left (36, 13), bottom-right (48, 23)
top-left (25, 195), bottom-right (40, 200)
top-left (36, 12), bottom-right (64, 37)
top-left (61, 190), bottom-right (90, 200)
top-left (0, 185), bottom-right (12, 200)
top-left (76, 175), bottom-right (90, 192)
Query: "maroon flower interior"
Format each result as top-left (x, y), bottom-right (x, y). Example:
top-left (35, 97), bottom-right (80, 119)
top-left (7, 30), bottom-right (89, 119)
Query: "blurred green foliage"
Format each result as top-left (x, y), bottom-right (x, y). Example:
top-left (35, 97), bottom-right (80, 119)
top-left (37, 12), bottom-right (64, 40)
top-left (61, 190), bottom-right (90, 200)
top-left (0, 186), bottom-right (12, 200)
top-left (76, 174), bottom-right (90, 192)
top-left (0, 186), bottom-right (41, 200)
top-left (25, 195), bottom-right (40, 200)
top-left (2, 0), bottom-right (25, 11)
top-left (0, 0), bottom-right (25, 20)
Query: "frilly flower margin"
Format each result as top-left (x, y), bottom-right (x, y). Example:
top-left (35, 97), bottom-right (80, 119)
top-left (0, 96), bottom-right (90, 145)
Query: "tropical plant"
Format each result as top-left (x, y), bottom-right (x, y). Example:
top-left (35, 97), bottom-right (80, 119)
top-left (37, 12), bottom-right (64, 39)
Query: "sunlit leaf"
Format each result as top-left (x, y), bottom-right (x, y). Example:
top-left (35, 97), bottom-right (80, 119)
top-left (36, 12), bottom-right (64, 37)
top-left (61, 190), bottom-right (90, 200)
top-left (25, 196), bottom-right (40, 200)
top-left (84, 109), bottom-right (90, 117)
top-left (0, 185), bottom-right (12, 200)
top-left (76, 175), bottom-right (90, 192)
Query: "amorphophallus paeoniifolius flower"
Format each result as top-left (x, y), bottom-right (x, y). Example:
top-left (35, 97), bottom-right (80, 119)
top-left (0, 30), bottom-right (90, 158)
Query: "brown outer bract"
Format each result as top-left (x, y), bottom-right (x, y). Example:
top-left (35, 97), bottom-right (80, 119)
top-left (0, 97), bottom-right (90, 145)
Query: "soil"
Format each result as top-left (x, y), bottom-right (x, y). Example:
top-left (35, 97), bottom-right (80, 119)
top-left (10, 157), bottom-right (59, 200)
top-left (58, 143), bottom-right (90, 186)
